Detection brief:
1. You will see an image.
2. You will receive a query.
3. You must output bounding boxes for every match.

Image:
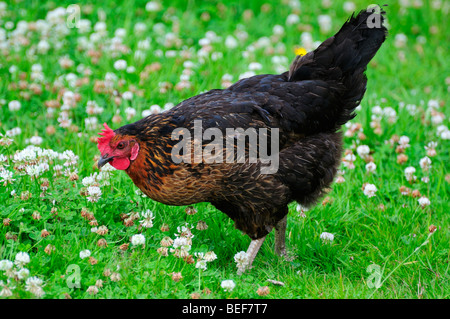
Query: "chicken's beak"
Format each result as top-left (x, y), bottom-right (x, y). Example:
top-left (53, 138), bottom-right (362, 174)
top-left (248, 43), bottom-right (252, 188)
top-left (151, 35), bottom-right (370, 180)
top-left (98, 154), bottom-right (114, 169)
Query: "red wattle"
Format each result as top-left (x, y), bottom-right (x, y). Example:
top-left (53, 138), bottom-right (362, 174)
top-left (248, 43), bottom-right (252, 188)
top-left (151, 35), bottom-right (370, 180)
top-left (111, 157), bottom-right (130, 170)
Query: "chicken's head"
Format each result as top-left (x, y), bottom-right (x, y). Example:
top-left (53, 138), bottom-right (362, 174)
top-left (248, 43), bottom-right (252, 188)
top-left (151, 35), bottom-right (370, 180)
top-left (97, 123), bottom-right (140, 170)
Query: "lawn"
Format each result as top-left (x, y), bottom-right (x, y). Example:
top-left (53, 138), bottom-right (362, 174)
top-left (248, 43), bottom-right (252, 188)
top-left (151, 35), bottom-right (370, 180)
top-left (0, 0), bottom-right (448, 299)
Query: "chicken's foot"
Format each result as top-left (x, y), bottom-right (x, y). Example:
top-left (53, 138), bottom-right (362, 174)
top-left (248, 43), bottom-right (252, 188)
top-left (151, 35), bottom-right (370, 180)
top-left (274, 215), bottom-right (287, 256)
top-left (237, 236), bottom-right (266, 275)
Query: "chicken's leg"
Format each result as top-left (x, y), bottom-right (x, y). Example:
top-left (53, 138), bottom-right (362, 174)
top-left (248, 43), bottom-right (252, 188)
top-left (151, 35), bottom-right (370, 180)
top-left (274, 215), bottom-right (287, 256)
top-left (237, 236), bottom-right (266, 275)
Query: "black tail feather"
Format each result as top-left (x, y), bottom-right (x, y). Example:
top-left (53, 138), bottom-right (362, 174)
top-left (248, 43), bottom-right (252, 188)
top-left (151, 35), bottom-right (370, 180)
top-left (289, 7), bottom-right (387, 81)
top-left (288, 6), bottom-right (387, 127)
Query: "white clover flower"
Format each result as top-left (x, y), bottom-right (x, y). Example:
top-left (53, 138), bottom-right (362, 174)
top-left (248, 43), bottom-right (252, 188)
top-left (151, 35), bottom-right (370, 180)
top-left (13, 147), bottom-right (37, 163)
top-left (365, 162), bottom-right (377, 173)
top-left (363, 183), bottom-right (377, 198)
top-left (99, 162), bottom-right (116, 172)
top-left (0, 135), bottom-right (13, 147)
top-left (78, 19), bottom-right (91, 33)
top-left (343, 1), bottom-right (356, 12)
top-left (57, 111), bottom-right (72, 128)
top-left (344, 153), bottom-right (356, 162)
top-left (172, 236), bottom-right (191, 250)
top-left (343, 153), bottom-right (356, 169)
top-left (421, 176), bottom-right (430, 183)
top-left (356, 145), bottom-right (370, 159)
top-left (383, 107), bottom-right (397, 123)
top-left (82, 174), bottom-right (97, 187)
top-left (0, 259), bottom-right (13, 271)
top-left (440, 130), bottom-right (450, 140)
top-left (139, 209), bottom-right (155, 228)
top-left (87, 186), bottom-right (102, 202)
top-left (25, 276), bottom-right (45, 297)
top-left (25, 163), bottom-right (49, 178)
top-left (234, 251), bottom-right (249, 272)
top-left (126, 66), bottom-right (135, 75)
top-left (122, 91), bottom-right (133, 100)
top-left (0, 2), bottom-right (7, 13)
top-left (61, 150), bottom-right (79, 166)
top-left (15, 267), bottom-right (30, 280)
top-left (248, 62), bottom-right (263, 71)
top-left (255, 36), bottom-right (271, 48)
top-left (86, 100), bottom-right (104, 115)
top-left (0, 280), bottom-right (15, 297)
top-left (0, 154), bottom-right (8, 164)
top-left (8, 100), bottom-right (21, 111)
top-left (418, 197), bottom-right (431, 208)
top-left (318, 15), bottom-right (332, 33)
top-left (94, 21), bottom-right (107, 33)
top-left (170, 235), bottom-right (191, 258)
top-left (221, 279), bottom-right (236, 292)
top-left (195, 259), bottom-right (207, 270)
top-left (204, 251), bottom-right (217, 262)
top-left (198, 37), bottom-right (210, 46)
top-left (405, 103), bottom-right (417, 116)
top-left (87, 285), bottom-right (99, 295)
top-left (134, 22), bottom-right (147, 35)
top-left (425, 141), bottom-right (438, 157)
top-left (177, 223), bottom-right (195, 239)
top-left (394, 33), bottom-right (407, 48)
top-left (28, 136), bottom-right (43, 145)
top-left (145, 1), bottom-right (162, 12)
top-left (431, 113), bottom-right (445, 125)
top-left (194, 252), bottom-right (204, 259)
top-left (114, 59), bottom-right (127, 70)
top-left (320, 232), bottom-right (334, 242)
top-left (114, 28), bottom-right (126, 38)
top-left (235, 30), bottom-right (248, 42)
top-left (125, 107), bottom-right (137, 120)
top-left (296, 204), bottom-right (308, 217)
top-left (79, 249), bottom-right (91, 259)
top-left (225, 35), bottom-right (238, 49)
top-left (222, 74), bottom-right (233, 82)
top-left (398, 135), bottom-right (410, 148)
top-left (239, 71), bottom-right (256, 80)
top-left (205, 30), bottom-right (220, 42)
top-left (150, 104), bottom-right (162, 114)
top-left (427, 99), bottom-right (439, 110)
top-left (14, 252), bottom-right (30, 268)
top-left (300, 31), bottom-right (314, 50)
top-left (436, 125), bottom-right (448, 135)
top-left (273, 24), bottom-right (284, 35)
top-left (59, 56), bottom-right (74, 70)
top-left (371, 105), bottom-right (383, 116)
top-left (131, 234), bottom-right (146, 246)
top-left (419, 156), bottom-right (432, 171)
top-left (0, 170), bottom-right (15, 185)
top-left (5, 127), bottom-right (21, 137)
top-left (286, 13), bottom-right (300, 26)
top-left (404, 166), bottom-right (416, 182)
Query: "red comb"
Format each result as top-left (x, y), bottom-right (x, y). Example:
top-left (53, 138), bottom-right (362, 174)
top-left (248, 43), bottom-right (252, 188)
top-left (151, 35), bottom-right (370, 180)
top-left (97, 123), bottom-right (115, 154)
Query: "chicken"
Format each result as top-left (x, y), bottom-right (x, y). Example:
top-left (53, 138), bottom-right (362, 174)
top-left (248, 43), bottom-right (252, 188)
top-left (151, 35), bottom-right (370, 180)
top-left (97, 9), bottom-right (387, 272)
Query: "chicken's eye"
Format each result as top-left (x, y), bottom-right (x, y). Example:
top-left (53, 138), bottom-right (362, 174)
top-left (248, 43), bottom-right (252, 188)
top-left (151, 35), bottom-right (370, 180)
top-left (117, 141), bottom-right (126, 149)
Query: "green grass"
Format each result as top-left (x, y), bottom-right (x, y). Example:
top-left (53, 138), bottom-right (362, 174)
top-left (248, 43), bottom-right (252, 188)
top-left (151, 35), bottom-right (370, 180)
top-left (0, 0), bottom-right (449, 299)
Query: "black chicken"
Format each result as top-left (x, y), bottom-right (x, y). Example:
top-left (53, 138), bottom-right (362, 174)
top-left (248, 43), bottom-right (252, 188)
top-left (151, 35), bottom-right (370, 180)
top-left (97, 9), bottom-right (387, 272)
